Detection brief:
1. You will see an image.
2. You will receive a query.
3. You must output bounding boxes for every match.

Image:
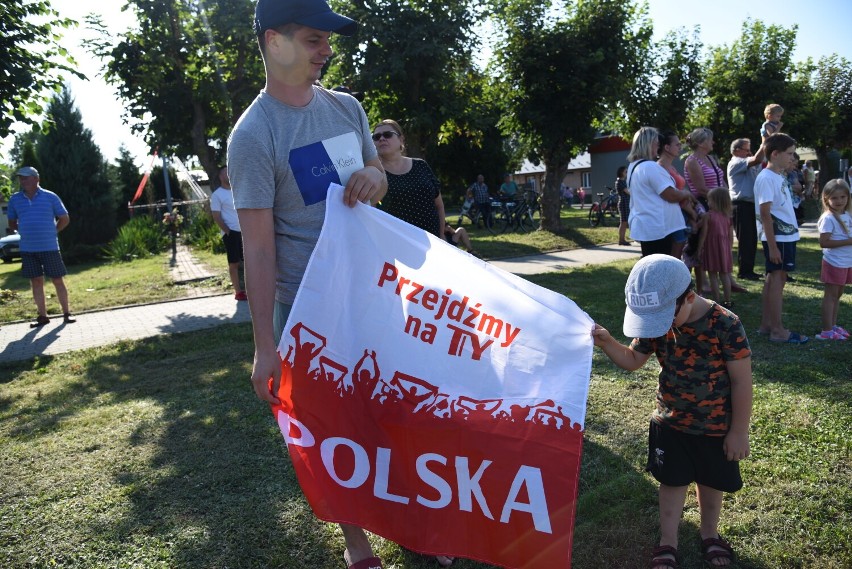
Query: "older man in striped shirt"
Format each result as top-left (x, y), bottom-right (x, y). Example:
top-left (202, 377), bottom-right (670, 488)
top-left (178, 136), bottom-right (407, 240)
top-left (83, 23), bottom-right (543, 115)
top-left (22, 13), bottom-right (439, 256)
top-left (7, 166), bottom-right (75, 327)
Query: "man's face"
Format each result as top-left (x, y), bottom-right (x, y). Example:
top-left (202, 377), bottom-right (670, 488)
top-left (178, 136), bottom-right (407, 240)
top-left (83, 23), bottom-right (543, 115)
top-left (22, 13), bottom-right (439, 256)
top-left (736, 143), bottom-right (751, 156)
top-left (18, 175), bottom-right (38, 192)
top-left (775, 146), bottom-right (797, 171)
top-left (266, 26), bottom-right (333, 84)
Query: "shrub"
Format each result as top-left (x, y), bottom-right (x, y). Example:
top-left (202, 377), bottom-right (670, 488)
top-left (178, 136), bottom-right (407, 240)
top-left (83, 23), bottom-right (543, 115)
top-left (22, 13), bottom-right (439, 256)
top-left (104, 215), bottom-right (168, 262)
top-left (184, 208), bottom-right (225, 254)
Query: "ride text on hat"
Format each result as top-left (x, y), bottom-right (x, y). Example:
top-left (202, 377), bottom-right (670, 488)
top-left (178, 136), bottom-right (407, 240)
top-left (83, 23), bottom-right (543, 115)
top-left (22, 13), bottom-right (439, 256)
top-left (254, 0), bottom-right (357, 36)
top-left (623, 254), bottom-right (693, 339)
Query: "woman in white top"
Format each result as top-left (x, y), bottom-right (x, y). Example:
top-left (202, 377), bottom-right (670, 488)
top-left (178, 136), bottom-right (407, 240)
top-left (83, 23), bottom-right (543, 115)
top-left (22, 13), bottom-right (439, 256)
top-left (626, 127), bottom-right (695, 257)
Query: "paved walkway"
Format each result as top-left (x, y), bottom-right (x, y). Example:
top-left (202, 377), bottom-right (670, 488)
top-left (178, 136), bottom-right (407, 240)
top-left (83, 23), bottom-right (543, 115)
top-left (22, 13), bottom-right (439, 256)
top-left (169, 243), bottom-right (216, 284)
top-left (0, 223), bottom-right (820, 363)
top-left (0, 295), bottom-right (252, 363)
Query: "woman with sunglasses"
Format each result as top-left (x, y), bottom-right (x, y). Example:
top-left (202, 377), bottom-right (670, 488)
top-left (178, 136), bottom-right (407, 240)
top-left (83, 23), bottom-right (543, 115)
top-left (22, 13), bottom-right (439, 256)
top-left (373, 119), bottom-right (446, 240)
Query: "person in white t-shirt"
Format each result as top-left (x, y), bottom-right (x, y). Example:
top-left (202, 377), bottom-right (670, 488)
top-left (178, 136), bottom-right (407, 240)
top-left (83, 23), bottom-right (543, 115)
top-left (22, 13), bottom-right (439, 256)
top-left (754, 133), bottom-right (808, 344)
top-left (815, 179), bottom-right (852, 340)
top-left (210, 166), bottom-right (246, 301)
top-left (626, 126), bottom-right (694, 257)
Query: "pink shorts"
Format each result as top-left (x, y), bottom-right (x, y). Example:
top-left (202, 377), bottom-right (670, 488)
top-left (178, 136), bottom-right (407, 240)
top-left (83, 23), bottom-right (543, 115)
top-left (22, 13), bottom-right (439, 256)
top-left (821, 259), bottom-right (852, 285)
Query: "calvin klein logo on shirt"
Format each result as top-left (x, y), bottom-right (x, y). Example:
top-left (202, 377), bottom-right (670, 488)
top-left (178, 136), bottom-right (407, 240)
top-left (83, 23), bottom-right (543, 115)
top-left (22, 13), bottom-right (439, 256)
top-left (312, 156), bottom-right (357, 177)
top-left (289, 132), bottom-right (364, 206)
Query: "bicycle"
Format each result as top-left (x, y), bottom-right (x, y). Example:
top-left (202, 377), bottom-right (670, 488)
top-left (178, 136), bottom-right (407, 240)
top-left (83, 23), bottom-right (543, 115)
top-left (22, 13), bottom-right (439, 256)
top-left (489, 197), bottom-right (513, 234)
top-left (508, 190), bottom-right (541, 232)
top-left (458, 197), bottom-right (502, 234)
top-left (488, 191), bottom-right (541, 234)
top-left (588, 187), bottom-right (619, 227)
top-left (457, 197), bottom-right (477, 226)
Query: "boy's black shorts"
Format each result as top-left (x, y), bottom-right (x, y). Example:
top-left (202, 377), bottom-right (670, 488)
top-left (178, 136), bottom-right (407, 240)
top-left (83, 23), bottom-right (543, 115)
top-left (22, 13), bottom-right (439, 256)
top-left (222, 231), bottom-right (244, 264)
top-left (646, 420), bottom-right (743, 492)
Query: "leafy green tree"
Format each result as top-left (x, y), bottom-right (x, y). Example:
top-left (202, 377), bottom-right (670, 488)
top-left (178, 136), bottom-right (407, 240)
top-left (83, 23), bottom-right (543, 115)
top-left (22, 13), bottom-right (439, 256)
top-left (793, 56), bottom-right (852, 186)
top-left (10, 129), bottom-right (42, 172)
top-left (0, 165), bottom-right (14, 201)
top-left (613, 27), bottom-right (703, 134)
top-left (91, 0), bottom-right (264, 183)
top-left (0, 0), bottom-right (83, 137)
top-left (691, 19), bottom-right (798, 156)
top-left (325, 0), bottom-right (483, 159)
top-left (148, 165), bottom-right (184, 204)
top-left (35, 87), bottom-right (119, 260)
top-left (110, 144), bottom-right (143, 224)
top-left (492, 0), bottom-right (651, 231)
top-left (430, 68), bottom-right (520, 203)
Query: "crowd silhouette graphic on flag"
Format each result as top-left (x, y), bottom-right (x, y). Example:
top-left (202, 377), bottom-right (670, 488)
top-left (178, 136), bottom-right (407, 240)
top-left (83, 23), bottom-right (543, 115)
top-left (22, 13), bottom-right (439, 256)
top-left (283, 322), bottom-right (582, 432)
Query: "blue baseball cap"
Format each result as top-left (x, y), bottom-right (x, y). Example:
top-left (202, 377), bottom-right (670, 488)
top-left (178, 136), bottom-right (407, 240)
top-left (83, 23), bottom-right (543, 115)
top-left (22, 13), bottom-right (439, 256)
top-left (254, 0), bottom-right (357, 36)
top-left (16, 166), bottom-right (39, 177)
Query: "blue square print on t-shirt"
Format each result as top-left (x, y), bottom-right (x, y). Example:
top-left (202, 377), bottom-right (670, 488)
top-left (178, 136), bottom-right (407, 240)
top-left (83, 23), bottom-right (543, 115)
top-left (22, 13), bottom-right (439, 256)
top-left (289, 141), bottom-right (341, 206)
top-left (289, 132), bottom-right (364, 206)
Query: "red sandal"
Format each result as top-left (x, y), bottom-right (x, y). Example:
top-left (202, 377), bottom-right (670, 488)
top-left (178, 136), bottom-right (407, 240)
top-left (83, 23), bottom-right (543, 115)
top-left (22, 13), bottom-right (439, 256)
top-left (701, 536), bottom-right (735, 567)
top-left (649, 545), bottom-right (679, 569)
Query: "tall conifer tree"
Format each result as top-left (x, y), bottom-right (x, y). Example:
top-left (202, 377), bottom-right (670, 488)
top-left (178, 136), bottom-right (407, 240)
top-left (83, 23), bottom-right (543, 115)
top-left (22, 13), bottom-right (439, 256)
top-left (36, 87), bottom-right (119, 258)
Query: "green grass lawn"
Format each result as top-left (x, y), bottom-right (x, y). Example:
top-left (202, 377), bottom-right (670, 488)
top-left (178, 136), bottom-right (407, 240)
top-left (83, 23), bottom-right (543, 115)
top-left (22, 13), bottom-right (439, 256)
top-left (0, 252), bottom-right (231, 323)
top-left (1, 235), bottom-right (849, 568)
top-left (457, 204), bottom-right (621, 259)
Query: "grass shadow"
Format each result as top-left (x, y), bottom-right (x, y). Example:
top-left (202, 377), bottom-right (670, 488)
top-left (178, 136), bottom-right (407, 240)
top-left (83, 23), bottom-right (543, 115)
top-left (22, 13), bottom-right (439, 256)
top-left (0, 324), bottom-right (344, 568)
top-left (1, 320), bottom-right (79, 365)
top-left (549, 226), bottom-right (599, 249)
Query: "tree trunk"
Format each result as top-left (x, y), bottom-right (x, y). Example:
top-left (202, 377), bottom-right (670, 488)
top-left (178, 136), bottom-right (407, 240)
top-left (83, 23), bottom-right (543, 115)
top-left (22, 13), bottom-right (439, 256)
top-left (816, 150), bottom-right (829, 194)
top-left (190, 101), bottom-right (218, 190)
top-left (540, 156), bottom-right (568, 232)
top-left (406, 131), bottom-right (424, 159)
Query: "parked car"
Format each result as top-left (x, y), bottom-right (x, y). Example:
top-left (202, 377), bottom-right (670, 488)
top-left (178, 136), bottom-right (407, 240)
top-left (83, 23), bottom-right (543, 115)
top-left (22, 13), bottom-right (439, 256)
top-left (0, 232), bottom-right (21, 263)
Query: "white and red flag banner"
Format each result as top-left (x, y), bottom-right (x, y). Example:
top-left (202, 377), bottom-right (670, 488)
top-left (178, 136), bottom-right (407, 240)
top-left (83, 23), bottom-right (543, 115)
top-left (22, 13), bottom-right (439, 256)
top-left (272, 184), bottom-right (594, 568)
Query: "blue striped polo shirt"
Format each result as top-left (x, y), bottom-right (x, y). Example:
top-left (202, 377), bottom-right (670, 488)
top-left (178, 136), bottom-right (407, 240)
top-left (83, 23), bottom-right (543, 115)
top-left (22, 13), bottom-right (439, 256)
top-left (7, 188), bottom-right (68, 252)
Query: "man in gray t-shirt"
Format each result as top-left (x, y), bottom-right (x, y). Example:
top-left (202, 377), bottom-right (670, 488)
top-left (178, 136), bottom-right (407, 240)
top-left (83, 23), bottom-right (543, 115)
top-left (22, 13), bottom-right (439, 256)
top-left (727, 138), bottom-right (765, 280)
top-left (227, 1), bottom-right (387, 567)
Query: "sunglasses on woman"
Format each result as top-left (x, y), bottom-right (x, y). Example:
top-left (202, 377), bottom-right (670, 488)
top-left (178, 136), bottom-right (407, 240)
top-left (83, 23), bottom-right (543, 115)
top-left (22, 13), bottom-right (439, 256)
top-left (372, 131), bottom-right (399, 141)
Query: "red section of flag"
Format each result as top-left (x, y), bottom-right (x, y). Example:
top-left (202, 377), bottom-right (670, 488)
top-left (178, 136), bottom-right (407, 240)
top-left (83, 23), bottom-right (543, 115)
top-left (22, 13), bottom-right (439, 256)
top-left (131, 149), bottom-right (158, 204)
top-left (271, 321), bottom-right (584, 569)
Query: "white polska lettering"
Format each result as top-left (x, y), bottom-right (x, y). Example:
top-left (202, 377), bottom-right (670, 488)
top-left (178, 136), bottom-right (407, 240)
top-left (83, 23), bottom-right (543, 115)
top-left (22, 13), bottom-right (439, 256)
top-left (277, 410), bottom-right (552, 534)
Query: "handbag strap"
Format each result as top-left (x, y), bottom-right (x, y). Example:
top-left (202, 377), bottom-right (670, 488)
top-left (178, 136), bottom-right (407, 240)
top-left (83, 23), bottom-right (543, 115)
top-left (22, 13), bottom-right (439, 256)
top-left (628, 159), bottom-right (649, 187)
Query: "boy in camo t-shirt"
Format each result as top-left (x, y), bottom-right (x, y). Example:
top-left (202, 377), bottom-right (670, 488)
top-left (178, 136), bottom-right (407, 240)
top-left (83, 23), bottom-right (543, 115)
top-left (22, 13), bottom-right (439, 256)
top-left (592, 254), bottom-right (753, 569)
